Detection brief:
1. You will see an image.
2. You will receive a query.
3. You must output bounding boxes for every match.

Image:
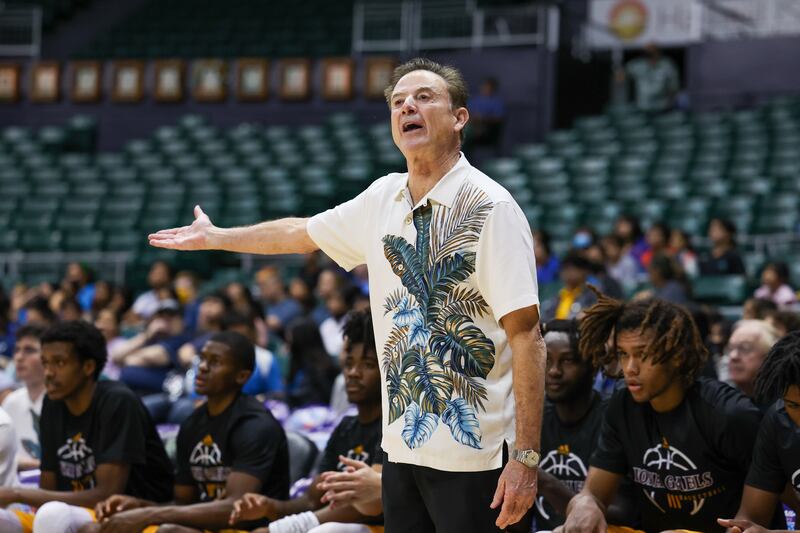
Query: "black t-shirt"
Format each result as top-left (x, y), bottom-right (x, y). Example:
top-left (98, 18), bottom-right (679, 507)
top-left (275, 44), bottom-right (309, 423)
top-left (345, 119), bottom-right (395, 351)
top-left (746, 400), bottom-right (800, 494)
top-left (699, 250), bottom-right (745, 276)
top-left (318, 415), bottom-right (381, 474)
top-left (39, 380), bottom-right (173, 502)
top-left (591, 378), bottom-right (762, 533)
top-left (176, 394), bottom-right (289, 503)
top-left (535, 393), bottom-right (607, 530)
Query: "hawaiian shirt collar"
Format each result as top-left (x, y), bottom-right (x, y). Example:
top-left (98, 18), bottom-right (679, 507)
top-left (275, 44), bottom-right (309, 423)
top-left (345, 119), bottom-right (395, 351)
top-left (394, 152), bottom-right (471, 210)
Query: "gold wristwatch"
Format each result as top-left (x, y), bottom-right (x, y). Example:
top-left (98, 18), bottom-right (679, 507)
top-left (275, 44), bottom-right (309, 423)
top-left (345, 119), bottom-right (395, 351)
top-left (511, 448), bottom-right (541, 468)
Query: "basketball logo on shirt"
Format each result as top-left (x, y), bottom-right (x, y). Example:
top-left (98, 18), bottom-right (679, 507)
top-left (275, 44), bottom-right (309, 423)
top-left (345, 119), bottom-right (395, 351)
top-left (337, 444), bottom-right (370, 471)
top-left (57, 433), bottom-right (96, 491)
top-left (189, 434), bottom-right (231, 500)
top-left (792, 468), bottom-right (800, 491)
top-left (535, 444), bottom-right (588, 520)
top-left (633, 438), bottom-right (715, 516)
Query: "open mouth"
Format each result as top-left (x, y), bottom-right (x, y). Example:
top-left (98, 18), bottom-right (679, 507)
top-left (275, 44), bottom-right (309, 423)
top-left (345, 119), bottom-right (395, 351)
top-left (402, 122), bottom-right (423, 133)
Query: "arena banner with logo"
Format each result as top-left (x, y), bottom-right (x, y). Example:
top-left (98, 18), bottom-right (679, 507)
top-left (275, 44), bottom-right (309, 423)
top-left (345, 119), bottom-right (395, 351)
top-left (587, 0), bottom-right (702, 48)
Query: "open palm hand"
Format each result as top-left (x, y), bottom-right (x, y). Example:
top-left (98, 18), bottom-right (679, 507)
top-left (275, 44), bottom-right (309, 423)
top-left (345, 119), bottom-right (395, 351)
top-left (148, 205), bottom-right (215, 251)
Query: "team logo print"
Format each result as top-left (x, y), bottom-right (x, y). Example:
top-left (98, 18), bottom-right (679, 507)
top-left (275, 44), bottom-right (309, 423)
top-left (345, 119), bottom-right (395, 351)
top-left (337, 444), bottom-right (370, 471)
top-left (792, 468), bottom-right (800, 491)
top-left (535, 444), bottom-right (588, 520)
top-left (640, 438), bottom-right (708, 515)
top-left (189, 434), bottom-right (230, 500)
top-left (57, 433), bottom-right (96, 490)
top-left (190, 434), bottom-right (222, 465)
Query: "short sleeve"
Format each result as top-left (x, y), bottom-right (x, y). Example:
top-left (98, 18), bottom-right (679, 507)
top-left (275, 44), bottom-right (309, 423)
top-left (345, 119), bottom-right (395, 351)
top-left (589, 392), bottom-right (629, 475)
top-left (229, 416), bottom-right (285, 482)
top-left (95, 393), bottom-right (148, 466)
top-left (307, 188), bottom-right (370, 271)
top-left (476, 201), bottom-right (539, 321)
top-left (318, 423), bottom-right (345, 473)
top-left (745, 409), bottom-right (786, 494)
top-left (39, 399), bottom-right (58, 473)
top-left (175, 423), bottom-right (193, 485)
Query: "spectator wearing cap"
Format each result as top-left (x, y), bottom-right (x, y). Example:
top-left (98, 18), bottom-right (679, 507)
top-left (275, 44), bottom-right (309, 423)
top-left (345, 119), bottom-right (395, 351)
top-left (541, 252), bottom-right (598, 322)
top-left (754, 261), bottom-right (797, 309)
top-left (113, 300), bottom-right (191, 395)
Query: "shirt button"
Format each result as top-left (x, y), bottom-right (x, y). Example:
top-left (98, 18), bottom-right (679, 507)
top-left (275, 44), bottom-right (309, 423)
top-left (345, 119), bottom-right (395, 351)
top-left (405, 215), bottom-right (412, 225)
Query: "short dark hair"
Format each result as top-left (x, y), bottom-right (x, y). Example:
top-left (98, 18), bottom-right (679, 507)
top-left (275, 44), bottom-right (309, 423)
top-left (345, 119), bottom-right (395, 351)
top-left (209, 331), bottom-right (255, 373)
top-left (42, 321), bottom-right (107, 380)
top-left (763, 261), bottom-right (790, 283)
top-left (561, 251), bottom-right (592, 271)
top-left (24, 296), bottom-right (56, 325)
top-left (755, 330), bottom-right (800, 404)
top-left (220, 311), bottom-right (254, 332)
top-left (342, 309), bottom-right (376, 360)
top-left (16, 324), bottom-right (46, 343)
top-left (383, 57), bottom-right (469, 110)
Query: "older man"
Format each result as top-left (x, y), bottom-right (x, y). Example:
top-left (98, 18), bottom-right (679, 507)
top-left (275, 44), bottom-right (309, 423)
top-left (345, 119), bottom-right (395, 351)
top-left (725, 319), bottom-right (779, 400)
top-left (149, 57), bottom-right (544, 532)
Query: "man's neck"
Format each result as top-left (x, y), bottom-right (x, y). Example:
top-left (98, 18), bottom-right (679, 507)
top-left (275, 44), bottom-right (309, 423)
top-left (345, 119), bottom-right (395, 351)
top-left (554, 390), bottom-right (594, 425)
top-left (26, 382), bottom-right (45, 403)
top-left (406, 150), bottom-right (461, 205)
top-left (207, 390), bottom-right (239, 417)
top-left (355, 401), bottom-right (381, 425)
top-left (65, 381), bottom-right (97, 417)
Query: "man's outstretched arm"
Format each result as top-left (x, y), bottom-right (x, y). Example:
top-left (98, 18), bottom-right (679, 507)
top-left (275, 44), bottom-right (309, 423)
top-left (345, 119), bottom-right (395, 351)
top-left (149, 205), bottom-right (318, 255)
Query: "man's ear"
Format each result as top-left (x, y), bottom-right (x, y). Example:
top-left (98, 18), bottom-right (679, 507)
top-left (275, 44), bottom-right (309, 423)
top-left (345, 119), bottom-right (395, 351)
top-left (236, 369), bottom-right (252, 387)
top-left (454, 107), bottom-right (469, 134)
top-left (82, 359), bottom-right (97, 379)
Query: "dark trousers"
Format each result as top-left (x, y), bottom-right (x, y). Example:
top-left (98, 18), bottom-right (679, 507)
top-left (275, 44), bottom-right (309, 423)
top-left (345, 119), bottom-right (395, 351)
top-left (382, 459), bottom-right (534, 533)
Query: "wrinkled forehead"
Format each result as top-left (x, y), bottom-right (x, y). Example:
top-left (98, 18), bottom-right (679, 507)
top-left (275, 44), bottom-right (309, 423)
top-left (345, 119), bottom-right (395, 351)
top-left (392, 70), bottom-right (449, 99)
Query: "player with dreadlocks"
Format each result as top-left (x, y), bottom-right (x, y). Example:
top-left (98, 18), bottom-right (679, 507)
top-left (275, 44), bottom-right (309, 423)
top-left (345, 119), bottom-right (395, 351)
top-left (554, 289), bottom-right (768, 533)
top-left (718, 330), bottom-right (800, 533)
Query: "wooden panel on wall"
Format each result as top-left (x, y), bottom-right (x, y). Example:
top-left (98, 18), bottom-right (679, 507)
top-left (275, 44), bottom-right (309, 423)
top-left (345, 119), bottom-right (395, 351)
top-left (364, 57), bottom-right (396, 100)
top-left (236, 58), bottom-right (269, 102)
top-left (30, 62), bottom-right (60, 103)
top-left (112, 60), bottom-right (145, 103)
top-left (321, 58), bottom-right (354, 101)
top-left (192, 59), bottom-right (227, 102)
top-left (70, 61), bottom-right (102, 102)
top-left (154, 60), bottom-right (185, 103)
top-left (279, 59), bottom-right (310, 101)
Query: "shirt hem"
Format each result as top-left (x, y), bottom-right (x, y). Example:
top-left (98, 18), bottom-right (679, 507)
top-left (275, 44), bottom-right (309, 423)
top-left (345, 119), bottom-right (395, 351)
top-left (385, 447), bottom-right (503, 472)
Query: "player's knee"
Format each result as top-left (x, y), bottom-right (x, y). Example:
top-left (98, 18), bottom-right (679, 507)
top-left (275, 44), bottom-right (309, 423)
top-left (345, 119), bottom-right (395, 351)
top-left (32, 502), bottom-right (92, 533)
top-left (0, 509), bottom-right (24, 533)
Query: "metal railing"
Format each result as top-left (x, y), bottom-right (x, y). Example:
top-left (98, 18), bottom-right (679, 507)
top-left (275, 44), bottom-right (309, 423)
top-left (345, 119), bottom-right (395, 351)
top-left (0, 252), bottom-right (131, 286)
top-left (0, 6), bottom-right (41, 57)
top-left (353, 1), bottom-right (558, 54)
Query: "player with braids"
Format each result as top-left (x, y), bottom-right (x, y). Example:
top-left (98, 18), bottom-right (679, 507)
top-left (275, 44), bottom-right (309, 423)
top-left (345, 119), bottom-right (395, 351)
top-left (554, 289), bottom-right (767, 533)
top-left (718, 331), bottom-right (800, 533)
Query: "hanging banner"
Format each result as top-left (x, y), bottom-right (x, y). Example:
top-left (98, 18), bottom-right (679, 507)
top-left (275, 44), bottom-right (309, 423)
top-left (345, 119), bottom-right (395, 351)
top-left (587, 0), bottom-right (702, 48)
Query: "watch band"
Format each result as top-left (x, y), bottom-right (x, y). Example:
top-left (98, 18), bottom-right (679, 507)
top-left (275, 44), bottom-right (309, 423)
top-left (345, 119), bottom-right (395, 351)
top-left (511, 448), bottom-right (540, 468)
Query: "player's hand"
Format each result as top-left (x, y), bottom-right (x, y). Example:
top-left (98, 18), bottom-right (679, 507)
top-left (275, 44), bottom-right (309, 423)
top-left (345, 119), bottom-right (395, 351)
top-left (490, 459), bottom-right (537, 529)
top-left (318, 456), bottom-right (381, 514)
top-left (717, 518), bottom-right (770, 533)
top-left (555, 494), bottom-right (606, 533)
top-left (95, 494), bottom-right (146, 521)
top-left (99, 508), bottom-right (152, 533)
top-left (229, 493), bottom-right (278, 525)
top-left (149, 205), bottom-right (215, 251)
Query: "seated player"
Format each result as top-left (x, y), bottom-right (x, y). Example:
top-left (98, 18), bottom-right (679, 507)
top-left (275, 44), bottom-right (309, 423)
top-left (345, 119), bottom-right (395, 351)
top-left (536, 319), bottom-right (635, 530)
top-left (556, 291), bottom-right (766, 533)
top-left (718, 330), bottom-right (800, 533)
top-left (87, 331), bottom-right (289, 532)
top-left (229, 310), bottom-right (382, 533)
top-left (0, 321), bottom-right (173, 533)
top-left (2, 325), bottom-right (46, 471)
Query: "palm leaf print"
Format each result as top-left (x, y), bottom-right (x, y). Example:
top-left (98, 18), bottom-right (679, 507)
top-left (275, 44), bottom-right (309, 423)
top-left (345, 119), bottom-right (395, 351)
top-left (445, 367), bottom-right (488, 411)
top-left (439, 286), bottom-right (489, 320)
top-left (426, 252), bottom-right (476, 326)
top-left (414, 204), bottom-right (433, 270)
top-left (430, 183), bottom-right (493, 265)
top-left (430, 314), bottom-right (495, 379)
top-left (387, 360), bottom-right (411, 424)
top-left (382, 325), bottom-right (409, 374)
top-left (442, 398), bottom-right (482, 449)
top-left (383, 288), bottom-right (409, 316)
top-left (401, 402), bottom-right (438, 449)
top-left (382, 235), bottom-right (427, 303)
top-left (403, 348), bottom-right (452, 416)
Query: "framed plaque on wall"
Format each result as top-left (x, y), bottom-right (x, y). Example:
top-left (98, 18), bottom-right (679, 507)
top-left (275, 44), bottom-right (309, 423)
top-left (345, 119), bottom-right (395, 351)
top-left (279, 59), bottom-right (310, 101)
top-left (0, 64), bottom-right (20, 103)
top-left (70, 61), bottom-right (102, 102)
top-left (30, 62), bottom-right (60, 103)
top-left (112, 60), bottom-right (144, 103)
top-left (365, 57), bottom-right (396, 100)
top-left (236, 58), bottom-right (269, 101)
top-left (321, 58), bottom-right (354, 101)
top-left (154, 60), bottom-right (184, 102)
top-left (192, 59), bottom-right (227, 102)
